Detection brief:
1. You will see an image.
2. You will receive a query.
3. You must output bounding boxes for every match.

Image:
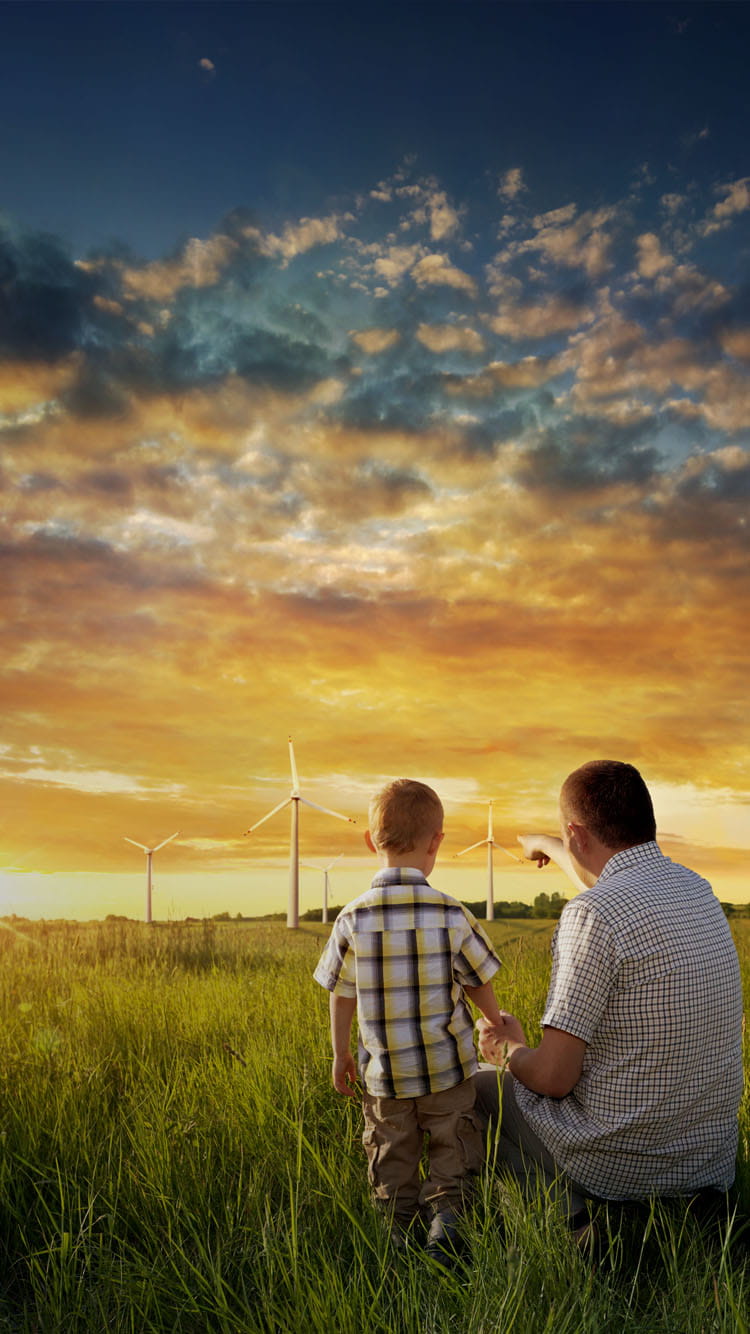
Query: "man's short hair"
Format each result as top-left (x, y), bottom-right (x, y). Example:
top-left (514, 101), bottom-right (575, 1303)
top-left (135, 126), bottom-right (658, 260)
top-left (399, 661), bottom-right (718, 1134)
top-left (368, 779), bottom-right (444, 854)
top-left (561, 760), bottom-right (656, 850)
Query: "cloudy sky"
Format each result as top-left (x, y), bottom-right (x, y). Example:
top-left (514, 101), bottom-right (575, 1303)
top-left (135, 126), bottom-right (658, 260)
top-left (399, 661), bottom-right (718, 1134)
top-left (2, 2), bottom-right (749, 919)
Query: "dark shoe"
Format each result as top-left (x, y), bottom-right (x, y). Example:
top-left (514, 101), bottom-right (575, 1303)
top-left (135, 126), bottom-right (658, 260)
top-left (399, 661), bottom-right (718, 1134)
top-left (376, 1207), bottom-right (419, 1258)
top-left (390, 1225), bottom-right (410, 1256)
top-left (425, 1208), bottom-right (465, 1269)
top-left (568, 1206), bottom-right (600, 1264)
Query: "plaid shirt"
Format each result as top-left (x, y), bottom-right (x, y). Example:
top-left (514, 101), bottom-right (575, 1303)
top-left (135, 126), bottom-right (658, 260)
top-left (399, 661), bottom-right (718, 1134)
top-left (514, 842), bottom-right (744, 1198)
top-left (314, 868), bottom-right (501, 1098)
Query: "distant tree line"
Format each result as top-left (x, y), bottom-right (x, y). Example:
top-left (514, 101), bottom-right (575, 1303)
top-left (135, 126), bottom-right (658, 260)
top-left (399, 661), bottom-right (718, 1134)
top-left (91, 898), bottom-right (748, 926)
top-left (299, 892), bottom-right (570, 923)
top-left (458, 892), bottom-right (570, 920)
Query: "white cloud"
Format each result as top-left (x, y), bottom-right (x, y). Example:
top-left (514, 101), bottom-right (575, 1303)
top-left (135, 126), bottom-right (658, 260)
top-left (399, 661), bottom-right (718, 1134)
top-left (697, 177), bottom-right (750, 237)
top-left (122, 235), bottom-right (238, 300)
top-left (655, 264), bottom-right (728, 317)
top-left (243, 213), bottom-right (354, 265)
top-left (635, 232), bottom-right (674, 279)
top-left (0, 765), bottom-right (185, 798)
top-left (486, 295), bottom-right (594, 340)
top-left (426, 190), bottom-right (462, 241)
top-left (411, 253), bottom-right (477, 297)
top-left (532, 203), bottom-right (577, 229)
top-left (179, 837), bottom-right (244, 852)
top-left (650, 781), bottom-right (750, 851)
top-left (721, 329), bottom-right (750, 362)
top-left (524, 205), bottom-right (616, 277)
top-left (416, 323), bottom-right (485, 355)
top-left (713, 177), bottom-right (750, 221)
top-left (498, 167), bottom-right (526, 200)
top-left (350, 328), bottom-right (401, 355)
top-left (120, 511), bottom-right (214, 547)
top-left (372, 243), bottom-right (425, 286)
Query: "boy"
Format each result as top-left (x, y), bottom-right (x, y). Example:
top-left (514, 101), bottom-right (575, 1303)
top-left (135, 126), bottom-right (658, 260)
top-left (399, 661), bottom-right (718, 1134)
top-left (313, 779), bottom-right (503, 1262)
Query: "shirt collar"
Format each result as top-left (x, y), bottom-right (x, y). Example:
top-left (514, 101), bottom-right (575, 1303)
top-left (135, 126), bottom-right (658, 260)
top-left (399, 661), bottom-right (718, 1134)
top-left (371, 866), bottom-right (429, 889)
top-left (597, 840), bottom-right (663, 883)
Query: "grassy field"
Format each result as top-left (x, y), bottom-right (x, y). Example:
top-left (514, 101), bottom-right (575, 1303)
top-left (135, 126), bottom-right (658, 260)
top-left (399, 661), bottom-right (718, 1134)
top-left (0, 915), bottom-right (748, 1333)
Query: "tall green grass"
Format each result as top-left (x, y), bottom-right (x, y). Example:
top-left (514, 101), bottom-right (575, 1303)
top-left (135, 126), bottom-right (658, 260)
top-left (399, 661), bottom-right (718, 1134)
top-left (0, 917), bottom-right (747, 1333)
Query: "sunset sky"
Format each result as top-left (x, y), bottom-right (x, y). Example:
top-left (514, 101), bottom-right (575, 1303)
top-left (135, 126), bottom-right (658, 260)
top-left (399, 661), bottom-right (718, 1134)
top-left (2, 1), bottom-right (749, 921)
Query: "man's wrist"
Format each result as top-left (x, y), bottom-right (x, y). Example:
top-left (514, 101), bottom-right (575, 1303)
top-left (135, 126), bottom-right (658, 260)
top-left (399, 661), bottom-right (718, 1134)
top-left (506, 1042), bottom-right (530, 1076)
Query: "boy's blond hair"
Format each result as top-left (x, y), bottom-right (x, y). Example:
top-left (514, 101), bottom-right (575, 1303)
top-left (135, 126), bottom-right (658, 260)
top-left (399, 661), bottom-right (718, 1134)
top-left (368, 779), bottom-right (444, 854)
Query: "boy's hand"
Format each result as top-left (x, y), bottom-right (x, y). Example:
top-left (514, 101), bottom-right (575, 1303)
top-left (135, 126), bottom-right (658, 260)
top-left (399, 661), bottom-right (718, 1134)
top-left (476, 1012), bottom-right (527, 1065)
top-left (332, 1052), bottom-right (358, 1096)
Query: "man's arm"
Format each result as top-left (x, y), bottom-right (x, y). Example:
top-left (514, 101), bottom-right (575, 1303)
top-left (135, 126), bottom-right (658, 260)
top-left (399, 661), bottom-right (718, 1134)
top-left (329, 992), bottom-right (357, 1097)
top-left (476, 1013), bottom-right (586, 1099)
top-left (517, 832), bottom-right (589, 894)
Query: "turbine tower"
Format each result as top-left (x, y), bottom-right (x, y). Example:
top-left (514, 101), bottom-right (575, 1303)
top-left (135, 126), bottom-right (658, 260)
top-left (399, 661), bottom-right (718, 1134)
top-left (123, 831), bottom-right (179, 924)
top-left (455, 801), bottom-right (521, 921)
top-left (301, 854), bottom-right (343, 925)
top-left (244, 738), bottom-right (355, 929)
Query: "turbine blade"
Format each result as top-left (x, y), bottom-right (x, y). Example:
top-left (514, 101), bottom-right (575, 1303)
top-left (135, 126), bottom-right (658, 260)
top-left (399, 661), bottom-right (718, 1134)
top-left (493, 841), bottom-right (524, 864)
top-left (153, 831), bottom-right (180, 852)
top-left (124, 837), bottom-right (149, 851)
top-left (244, 797), bottom-right (291, 835)
top-left (326, 853), bottom-right (344, 870)
top-left (455, 838), bottom-right (488, 857)
top-left (288, 736), bottom-right (300, 794)
top-left (298, 796), bottom-right (356, 823)
top-left (487, 801), bottom-right (494, 839)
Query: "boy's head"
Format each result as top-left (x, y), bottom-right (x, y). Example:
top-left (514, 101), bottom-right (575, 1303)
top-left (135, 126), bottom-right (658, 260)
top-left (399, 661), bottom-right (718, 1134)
top-left (367, 779), bottom-right (444, 868)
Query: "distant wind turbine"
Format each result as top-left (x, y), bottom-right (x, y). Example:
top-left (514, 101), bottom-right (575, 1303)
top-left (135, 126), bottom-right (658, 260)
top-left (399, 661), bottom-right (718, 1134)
top-left (301, 853), bottom-right (343, 925)
top-left (244, 738), bottom-right (355, 929)
top-left (123, 831), bottom-right (179, 924)
top-left (455, 801), bottom-right (521, 921)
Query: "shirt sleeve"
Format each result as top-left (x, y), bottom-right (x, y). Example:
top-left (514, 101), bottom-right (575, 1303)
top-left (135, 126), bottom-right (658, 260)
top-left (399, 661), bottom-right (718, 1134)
top-left (312, 919), bottom-right (357, 998)
top-left (541, 899), bottom-right (616, 1042)
top-left (452, 910), bottom-right (502, 987)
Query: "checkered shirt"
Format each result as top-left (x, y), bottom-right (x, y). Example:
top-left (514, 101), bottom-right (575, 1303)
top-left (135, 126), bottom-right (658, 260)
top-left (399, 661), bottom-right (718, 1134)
top-left (313, 867), bottom-right (501, 1098)
top-left (514, 842), bottom-right (744, 1199)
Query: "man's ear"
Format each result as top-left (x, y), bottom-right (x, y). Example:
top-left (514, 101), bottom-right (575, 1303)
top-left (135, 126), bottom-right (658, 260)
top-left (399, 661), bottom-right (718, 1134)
top-left (364, 829), bottom-right (377, 854)
top-left (567, 821), bottom-right (588, 852)
top-left (428, 828), bottom-right (444, 856)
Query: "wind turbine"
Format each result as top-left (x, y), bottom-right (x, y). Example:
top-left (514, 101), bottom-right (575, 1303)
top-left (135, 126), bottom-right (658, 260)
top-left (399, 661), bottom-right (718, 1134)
top-left (123, 831), bottom-right (179, 924)
top-left (301, 853), bottom-right (343, 925)
top-left (455, 801), bottom-right (521, 921)
top-left (244, 738), bottom-right (355, 929)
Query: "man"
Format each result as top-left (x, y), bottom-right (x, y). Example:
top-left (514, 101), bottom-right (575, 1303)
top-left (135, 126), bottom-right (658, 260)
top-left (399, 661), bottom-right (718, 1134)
top-left (475, 760), bottom-right (744, 1225)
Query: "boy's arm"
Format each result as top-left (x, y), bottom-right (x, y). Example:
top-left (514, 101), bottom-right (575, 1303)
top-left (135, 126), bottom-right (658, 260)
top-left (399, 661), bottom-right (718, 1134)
top-left (329, 992), bottom-right (357, 1097)
top-left (476, 1014), bottom-right (587, 1098)
top-left (464, 979), bottom-right (504, 1026)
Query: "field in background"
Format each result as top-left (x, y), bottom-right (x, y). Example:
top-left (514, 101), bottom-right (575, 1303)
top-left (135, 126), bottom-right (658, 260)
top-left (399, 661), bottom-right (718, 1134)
top-left (0, 917), bottom-right (748, 1333)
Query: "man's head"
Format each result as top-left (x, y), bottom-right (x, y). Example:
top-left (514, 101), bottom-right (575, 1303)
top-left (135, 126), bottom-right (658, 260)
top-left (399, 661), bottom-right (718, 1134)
top-left (560, 761), bottom-right (656, 874)
top-left (366, 779), bottom-right (444, 871)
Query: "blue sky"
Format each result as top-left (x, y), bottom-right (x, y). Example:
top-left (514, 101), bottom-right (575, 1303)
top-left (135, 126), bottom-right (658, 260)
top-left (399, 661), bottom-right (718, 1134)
top-left (2, 2), bottom-right (749, 919)
top-left (3, 3), bottom-right (748, 258)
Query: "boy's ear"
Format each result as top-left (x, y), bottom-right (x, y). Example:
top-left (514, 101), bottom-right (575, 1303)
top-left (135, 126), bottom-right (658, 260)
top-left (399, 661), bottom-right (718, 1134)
top-left (364, 829), bottom-right (377, 854)
top-left (428, 828), bottom-right (444, 855)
